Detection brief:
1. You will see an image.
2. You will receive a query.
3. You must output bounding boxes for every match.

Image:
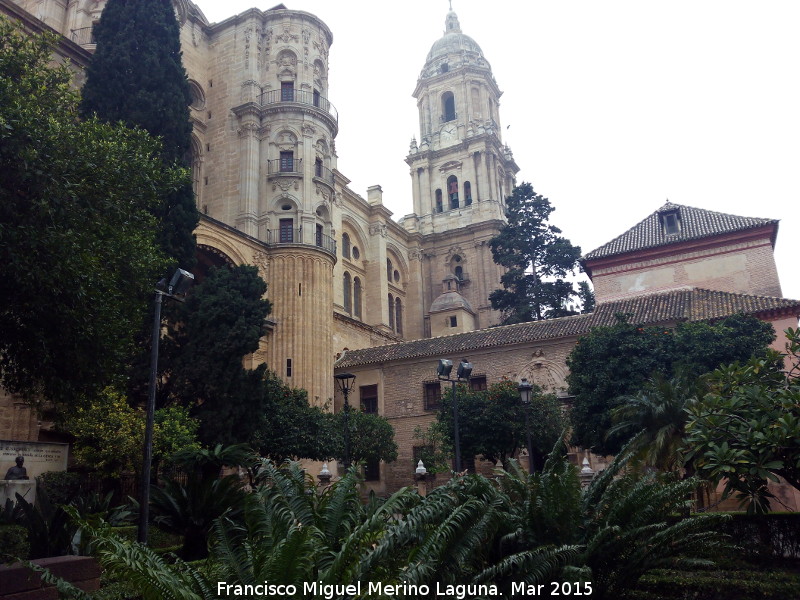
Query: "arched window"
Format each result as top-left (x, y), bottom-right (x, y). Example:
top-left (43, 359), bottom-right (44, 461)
top-left (455, 265), bottom-right (463, 280)
top-left (435, 189), bottom-right (443, 213)
top-left (343, 272), bottom-right (352, 313)
top-left (464, 181), bottom-right (472, 206)
top-left (342, 233), bottom-right (351, 259)
top-left (442, 91), bottom-right (456, 122)
top-left (388, 294), bottom-right (395, 329)
top-left (387, 258), bottom-right (393, 281)
top-left (447, 175), bottom-right (459, 209)
top-left (395, 298), bottom-right (403, 336)
top-left (353, 277), bottom-right (362, 319)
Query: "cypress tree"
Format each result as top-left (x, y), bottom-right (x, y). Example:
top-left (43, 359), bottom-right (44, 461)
top-left (80, 0), bottom-right (197, 268)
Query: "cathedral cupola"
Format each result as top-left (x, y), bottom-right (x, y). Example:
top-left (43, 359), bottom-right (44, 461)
top-left (420, 9), bottom-right (488, 81)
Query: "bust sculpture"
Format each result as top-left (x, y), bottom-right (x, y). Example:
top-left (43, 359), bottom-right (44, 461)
top-left (4, 456), bottom-right (29, 480)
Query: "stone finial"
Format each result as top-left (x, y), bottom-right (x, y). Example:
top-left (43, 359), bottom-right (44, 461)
top-left (318, 462), bottom-right (332, 485)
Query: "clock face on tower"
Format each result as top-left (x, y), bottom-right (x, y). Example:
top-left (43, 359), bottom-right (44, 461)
top-left (439, 123), bottom-right (458, 147)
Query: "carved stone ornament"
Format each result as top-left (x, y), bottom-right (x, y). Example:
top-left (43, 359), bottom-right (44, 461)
top-left (302, 28), bottom-right (311, 45)
top-left (302, 124), bottom-right (316, 136)
top-left (273, 180), bottom-right (294, 192)
top-left (315, 186), bottom-right (330, 202)
top-left (408, 248), bottom-right (424, 261)
top-left (369, 223), bottom-right (388, 238)
top-left (244, 26), bottom-right (253, 69)
top-left (237, 122), bottom-right (259, 138)
top-left (277, 27), bottom-right (298, 44)
top-left (252, 250), bottom-right (269, 276)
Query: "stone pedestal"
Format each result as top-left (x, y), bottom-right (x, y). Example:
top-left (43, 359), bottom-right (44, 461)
top-left (0, 479), bottom-right (36, 505)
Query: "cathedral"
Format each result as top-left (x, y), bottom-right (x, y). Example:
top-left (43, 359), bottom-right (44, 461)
top-left (2, 0), bottom-right (799, 506)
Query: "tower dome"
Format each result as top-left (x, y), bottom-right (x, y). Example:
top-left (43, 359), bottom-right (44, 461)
top-left (420, 10), bottom-right (490, 79)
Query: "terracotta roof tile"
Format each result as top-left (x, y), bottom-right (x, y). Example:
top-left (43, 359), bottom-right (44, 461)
top-left (335, 288), bottom-right (800, 368)
top-left (583, 202), bottom-right (777, 260)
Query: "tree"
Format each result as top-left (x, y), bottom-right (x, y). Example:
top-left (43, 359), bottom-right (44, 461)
top-left (324, 409), bottom-right (399, 466)
top-left (249, 371), bottom-right (332, 462)
top-left (435, 379), bottom-right (568, 469)
top-left (489, 183), bottom-right (583, 324)
top-left (684, 327), bottom-right (800, 512)
top-left (566, 313), bottom-right (775, 455)
top-left (0, 18), bottom-right (179, 408)
top-left (162, 265), bottom-right (272, 446)
top-left (608, 374), bottom-right (704, 472)
top-left (79, 0), bottom-right (197, 269)
top-left (64, 388), bottom-right (199, 478)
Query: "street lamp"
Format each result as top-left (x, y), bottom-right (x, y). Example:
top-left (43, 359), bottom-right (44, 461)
top-left (138, 268), bottom-right (194, 545)
top-left (437, 358), bottom-right (473, 472)
top-left (334, 372), bottom-right (356, 470)
top-left (518, 378), bottom-right (535, 473)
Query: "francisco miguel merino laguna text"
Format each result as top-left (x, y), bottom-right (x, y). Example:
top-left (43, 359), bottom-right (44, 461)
top-left (217, 581), bottom-right (500, 599)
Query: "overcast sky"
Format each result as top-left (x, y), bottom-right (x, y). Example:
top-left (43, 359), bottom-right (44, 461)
top-left (194, 0), bottom-right (800, 301)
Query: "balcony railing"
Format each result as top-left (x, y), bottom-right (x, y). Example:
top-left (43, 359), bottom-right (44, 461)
top-left (267, 158), bottom-right (303, 176)
top-left (313, 163), bottom-right (335, 186)
top-left (70, 27), bottom-right (95, 46)
top-left (266, 228), bottom-right (337, 256)
top-left (259, 88), bottom-right (338, 123)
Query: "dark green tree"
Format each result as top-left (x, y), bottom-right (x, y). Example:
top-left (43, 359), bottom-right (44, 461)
top-left (0, 18), bottom-right (177, 408)
top-left (79, 0), bottom-right (197, 268)
top-left (435, 379), bottom-right (568, 469)
top-left (163, 265), bottom-right (272, 445)
top-left (489, 183), bottom-right (583, 324)
top-left (325, 409), bottom-right (399, 466)
top-left (249, 372), bottom-right (332, 462)
top-left (566, 313), bottom-right (775, 455)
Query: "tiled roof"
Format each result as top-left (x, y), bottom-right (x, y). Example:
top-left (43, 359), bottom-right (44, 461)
top-left (583, 202), bottom-right (778, 261)
top-left (335, 288), bottom-right (800, 368)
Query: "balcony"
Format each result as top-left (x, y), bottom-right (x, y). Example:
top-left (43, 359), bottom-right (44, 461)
top-left (266, 227), bottom-right (337, 257)
top-left (259, 88), bottom-right (338, 124)
top-left (70, 27), bottom-right (95, 46)
top-left (313, 163), bottom-right (335, 186)
top-left (267, 158), bottom-right (303, 177)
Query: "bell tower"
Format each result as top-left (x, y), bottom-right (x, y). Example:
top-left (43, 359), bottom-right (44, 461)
top-left (401, 8), bottom-right (518, 334)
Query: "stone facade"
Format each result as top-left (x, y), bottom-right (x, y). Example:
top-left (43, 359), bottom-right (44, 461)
top-left (3, 1), bottom-right (799, 506)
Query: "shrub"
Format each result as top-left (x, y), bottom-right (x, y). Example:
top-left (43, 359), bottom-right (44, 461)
top-left (36, 471), bottom-right (82, 506)
top-left (0, 523), bottom-right (29, 562)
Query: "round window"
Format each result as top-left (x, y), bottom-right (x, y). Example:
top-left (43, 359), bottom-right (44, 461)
top-left (281, 204), bottom-right (292, 211)
top-left (393, 269), bottom-right (400, 283)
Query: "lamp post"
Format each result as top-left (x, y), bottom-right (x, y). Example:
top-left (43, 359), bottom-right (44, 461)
top-left (518, 378), bottom-right (535, 473)
top-left (437, 358), bottom-right (473, 472)
top-left (138, 268), bottom-right (194, 545)
top-left (334, 372), bottom-right (356, 471)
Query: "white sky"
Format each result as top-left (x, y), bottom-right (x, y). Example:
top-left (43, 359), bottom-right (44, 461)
top-left (194, 0), bottom-right (800, 300)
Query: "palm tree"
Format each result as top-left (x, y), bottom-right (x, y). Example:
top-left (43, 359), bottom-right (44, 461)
top-left (608, 374), bottom-right (704, 472)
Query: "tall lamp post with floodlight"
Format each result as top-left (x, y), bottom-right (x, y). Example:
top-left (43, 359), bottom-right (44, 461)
top-left (518, 378), bottom-right (535, 473)
top-left (138, 268), bottom-right (194, 545)
top-left (334, 372), bottom-right (356, 470)
top-left (436, 358), bottom-right (473, 472)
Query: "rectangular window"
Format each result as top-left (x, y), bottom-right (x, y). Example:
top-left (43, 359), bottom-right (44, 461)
top-left (360, 385), bottom-right (378, 414)
top-left (286, 358), bottom-right (292, 377)
top-left (469, 375), bottom-right (488, 392)
top-left (364, 458), bottom-right (380, 481)
top-left (316, 224), bottom-right (323, 247)
top-left (279, 151), bottom-right (294, 172)
top-left (313, 89), bottom-right (321, 107)
top-left (279, 219), bottom-right (293, 243)
top-left (424, 381), bottom-right (442, 411)
top-left (281, 81), bottom-right (294, 102)
top-left (449, 316), bottom-right (458, 328)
